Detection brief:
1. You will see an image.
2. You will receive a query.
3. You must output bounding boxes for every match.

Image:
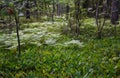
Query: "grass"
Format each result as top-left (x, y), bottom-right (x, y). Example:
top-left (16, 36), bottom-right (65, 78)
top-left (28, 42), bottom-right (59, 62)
top-left (0, 18), bottom-right (120, 78)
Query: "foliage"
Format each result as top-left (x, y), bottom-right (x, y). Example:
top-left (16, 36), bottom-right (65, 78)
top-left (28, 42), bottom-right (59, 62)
top-left (0, 18), bottom-right (120, 77)
top-left (0, 37), bottom-right (120, 78)
top-left (0, 0), bottom-right (120, 78)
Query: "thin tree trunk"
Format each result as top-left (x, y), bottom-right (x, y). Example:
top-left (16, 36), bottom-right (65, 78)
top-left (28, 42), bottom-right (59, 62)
top-left (66, 3), bottom-right (70, 20)
top-left (14, 12), bottom-right (21, 56)
top-left (34, 0), bottom-right (39, 20)
top-left (52, 0), bottom-right (55, 23)
top-left (114, 24), bottom-right (117, 38)
top-left (26, 0), bottom-right (30, 19)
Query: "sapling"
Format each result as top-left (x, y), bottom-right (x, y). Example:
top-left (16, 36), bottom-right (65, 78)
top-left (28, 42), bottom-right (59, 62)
top-left (9, 2), bottom-right (21, 56)
top-left (14, 10), bottom-right (21, 56)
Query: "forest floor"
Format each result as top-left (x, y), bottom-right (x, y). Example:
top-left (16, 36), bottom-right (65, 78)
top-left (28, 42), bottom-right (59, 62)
top-left (0, 17), bottom-right (120, 78)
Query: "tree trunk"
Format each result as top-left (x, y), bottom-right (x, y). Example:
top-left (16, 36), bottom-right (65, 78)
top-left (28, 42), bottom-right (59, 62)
top-left (52, 0), bottom-right (55, 23)
top-left (14, 12), bottom-right (21, 56)
top-left (66, 3), bottom-right (70, 20)
top-left (25, 0), bottom-right (30, 19)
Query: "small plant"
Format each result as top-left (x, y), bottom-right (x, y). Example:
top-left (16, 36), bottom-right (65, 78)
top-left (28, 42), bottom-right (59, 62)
top-left (0, 1), bottom-right (21, 56)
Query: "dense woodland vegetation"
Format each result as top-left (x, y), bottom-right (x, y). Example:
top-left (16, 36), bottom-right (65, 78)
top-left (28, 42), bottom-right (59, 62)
top-left (0, 0), bottom-right (120, 78)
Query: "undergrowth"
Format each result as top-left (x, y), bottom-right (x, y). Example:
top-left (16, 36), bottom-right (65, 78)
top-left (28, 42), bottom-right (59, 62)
top-left (0, 18), bottom-right (120, 78)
